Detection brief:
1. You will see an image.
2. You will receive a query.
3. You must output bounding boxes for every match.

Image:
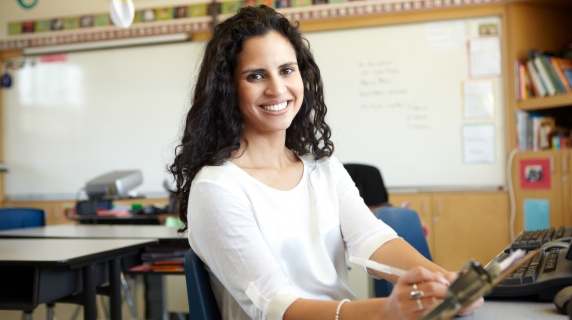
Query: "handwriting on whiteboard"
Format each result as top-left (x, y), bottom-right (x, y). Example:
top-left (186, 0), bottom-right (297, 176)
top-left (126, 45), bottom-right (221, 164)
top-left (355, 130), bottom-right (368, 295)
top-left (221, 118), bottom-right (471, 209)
top-left (357, 60), bottom-right (430, 131)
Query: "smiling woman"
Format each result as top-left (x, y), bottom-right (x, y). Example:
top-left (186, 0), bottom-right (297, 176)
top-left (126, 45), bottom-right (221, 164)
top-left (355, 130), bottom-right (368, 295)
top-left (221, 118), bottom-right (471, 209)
top-left (169, 5), bottom-right (482, 320)
top-left (234, 31), bottom-right (304, 142)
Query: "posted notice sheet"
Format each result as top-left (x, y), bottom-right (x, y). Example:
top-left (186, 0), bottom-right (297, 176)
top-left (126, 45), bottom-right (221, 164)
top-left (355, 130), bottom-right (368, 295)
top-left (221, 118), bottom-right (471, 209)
top-left (463, 80), bottom-right (495, 119)
top-left (468, 36), bottom-right (501, 78)
top-left (462, 124), bottom-right (495, 164)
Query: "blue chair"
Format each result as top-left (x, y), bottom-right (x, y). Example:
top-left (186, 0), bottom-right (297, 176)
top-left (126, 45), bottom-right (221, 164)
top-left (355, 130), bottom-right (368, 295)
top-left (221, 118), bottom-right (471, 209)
top-left (184, 248), bottom-right (222, 320)
top-left (372, 206), bottom-right (432, 297)
top-left (0, 208), bottom-right (49, 319)
top-left (0, 207), bottom-right (45, 230)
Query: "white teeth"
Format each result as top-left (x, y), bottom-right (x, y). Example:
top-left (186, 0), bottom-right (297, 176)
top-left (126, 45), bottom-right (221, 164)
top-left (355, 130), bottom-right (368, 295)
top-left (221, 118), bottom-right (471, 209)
top-left (261, 101), bottom-right (287, 111)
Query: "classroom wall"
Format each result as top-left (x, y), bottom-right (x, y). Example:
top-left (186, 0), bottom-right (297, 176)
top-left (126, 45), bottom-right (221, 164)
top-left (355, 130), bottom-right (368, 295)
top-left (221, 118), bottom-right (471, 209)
top-left (0, 0), bottom-right (208, 40)
top-left (1, 1), bottom-right (507, 199)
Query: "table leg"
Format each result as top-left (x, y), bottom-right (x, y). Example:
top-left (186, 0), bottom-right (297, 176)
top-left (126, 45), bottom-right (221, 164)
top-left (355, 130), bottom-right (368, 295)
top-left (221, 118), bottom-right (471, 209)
top-left (83, 264), bottom-right (97, 320)
top-left (145, 273), bottom-right (168, 320)
top-left (109, 258), bottom-right (122, 320)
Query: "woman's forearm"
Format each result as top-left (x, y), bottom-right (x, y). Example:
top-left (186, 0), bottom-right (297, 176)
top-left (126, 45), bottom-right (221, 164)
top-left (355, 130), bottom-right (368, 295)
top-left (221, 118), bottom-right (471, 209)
top-left (369, 238), bottom-right (448, 283)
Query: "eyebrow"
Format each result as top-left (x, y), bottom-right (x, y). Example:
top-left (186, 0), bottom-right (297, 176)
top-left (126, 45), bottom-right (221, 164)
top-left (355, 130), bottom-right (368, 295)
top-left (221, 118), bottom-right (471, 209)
top-left (239, 61), bottom-right (298, 75)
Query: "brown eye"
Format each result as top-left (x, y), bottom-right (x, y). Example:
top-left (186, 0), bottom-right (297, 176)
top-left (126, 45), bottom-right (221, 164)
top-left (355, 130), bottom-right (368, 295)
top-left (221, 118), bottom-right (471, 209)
top-left (247, 73), bottom-right (264, 81)
top-left (281, 67), bottom-right (294, 75)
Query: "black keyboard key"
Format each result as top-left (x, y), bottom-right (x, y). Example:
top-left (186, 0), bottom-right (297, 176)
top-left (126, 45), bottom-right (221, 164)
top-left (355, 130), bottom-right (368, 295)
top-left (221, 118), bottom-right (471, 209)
top-left (543, 251), bottom-right (559, 272)
top-left (529, 252), bottom-right (543, 266)
top-left (542, 228), bottom-right (555, 244)
top-left (556, 226), bottom-right (566, 239)
top-left (503, 272), bottom-right (524, 285)
top-left (523, 268), bottom-right (538, 284)
top-left (511, 234), bottom-right (526, 249)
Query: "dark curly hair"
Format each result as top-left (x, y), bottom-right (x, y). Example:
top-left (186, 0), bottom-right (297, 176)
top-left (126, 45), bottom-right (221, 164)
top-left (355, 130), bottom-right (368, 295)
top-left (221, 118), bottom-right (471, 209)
top-left (169, 5), bottom-right (334, 231)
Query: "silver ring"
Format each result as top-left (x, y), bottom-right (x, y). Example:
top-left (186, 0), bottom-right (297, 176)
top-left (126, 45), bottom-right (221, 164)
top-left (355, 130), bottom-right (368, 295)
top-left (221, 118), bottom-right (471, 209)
top-left (416, 297), bottom-right (424, 311)
top-left (410, 283), bottom-right (424, 299)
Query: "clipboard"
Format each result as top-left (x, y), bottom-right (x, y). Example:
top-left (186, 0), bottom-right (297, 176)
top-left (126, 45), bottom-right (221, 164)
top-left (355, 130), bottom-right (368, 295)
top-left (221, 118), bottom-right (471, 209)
top-left (420, 249), bottom-right (540, 320)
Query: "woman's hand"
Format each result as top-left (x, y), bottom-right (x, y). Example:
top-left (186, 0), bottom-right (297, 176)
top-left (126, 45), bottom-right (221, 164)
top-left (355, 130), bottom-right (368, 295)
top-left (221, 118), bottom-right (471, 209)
top-left (381, 266), bottom-right (450, 320)
top-left (443, 272), bottom-right (484, 316)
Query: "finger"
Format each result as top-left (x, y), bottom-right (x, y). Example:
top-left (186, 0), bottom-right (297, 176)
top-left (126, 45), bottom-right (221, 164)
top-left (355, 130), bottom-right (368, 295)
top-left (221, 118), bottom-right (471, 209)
top-left (411, 296), bottom-right (440, 314)
top-left (406, 283), bottom-right (445, 314)
top-left (413, 281), bottom-right (449, 300)
top-left (397, 266), bottom-right (450, 287)
top-left (444, 271), bottom-right (459, 283)
top-left (413, 297), bottom-right (425, 313)
top-left (456, 297), bottom-right (484, 316)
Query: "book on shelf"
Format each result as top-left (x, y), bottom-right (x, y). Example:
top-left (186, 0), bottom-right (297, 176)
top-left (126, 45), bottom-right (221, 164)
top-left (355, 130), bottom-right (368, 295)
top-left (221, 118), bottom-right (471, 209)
top-left (548, 57), bottom-right (572, 92)
top-left (525, 60), bottom-right (547, 97)
top-left (530, 114), bottom-right (556, 151)
top-left (515, 110), bottom-right (530, 151)
top-left (552, 57), bottom-right (572, 91)
top-left (523, 64), bottom-right (534, 99)
top-left (516, 61), bottom-right (535, 101)
top-left (515, 60), bottom-right (521, 101)
top-left (542, 55), bottom-right (566, 93)
top-left (529, 51), bottom-right (559, 96)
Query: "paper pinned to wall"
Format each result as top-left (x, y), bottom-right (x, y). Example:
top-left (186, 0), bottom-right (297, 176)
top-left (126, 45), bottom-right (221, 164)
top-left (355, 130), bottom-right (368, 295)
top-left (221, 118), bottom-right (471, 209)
top-left (468, 36), bottom-right (501, 78)
top-left (462, 123), bottom-right (495, 164)
top-left (524, 199), bottom-right (550, 231)
top-left (425, 20), bottom-right (466, 52)
top-left (463, 80), bottom-right (495, 119)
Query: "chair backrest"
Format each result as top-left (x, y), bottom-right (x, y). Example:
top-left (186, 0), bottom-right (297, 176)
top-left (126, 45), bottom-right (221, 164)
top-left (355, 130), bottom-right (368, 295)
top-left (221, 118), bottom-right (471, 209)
top-left (0, 208), bottom-right (45, 231)
top-left (184, 248), bottom-right (222, 320)
top-left (343, 164), bottom-right (389, 207)
top-left (372, 206), bottom-right (432, 297)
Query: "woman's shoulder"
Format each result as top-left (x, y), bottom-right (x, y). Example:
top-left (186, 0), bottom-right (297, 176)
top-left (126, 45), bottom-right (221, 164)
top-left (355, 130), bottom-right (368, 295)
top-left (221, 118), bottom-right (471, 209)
top-left (194, 162), bottom-right (244, 184)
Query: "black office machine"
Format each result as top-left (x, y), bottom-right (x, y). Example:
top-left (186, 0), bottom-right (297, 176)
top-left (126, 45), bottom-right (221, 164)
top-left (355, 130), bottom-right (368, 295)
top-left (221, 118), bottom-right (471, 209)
top-left (76, 170), bottom-right (143, 215)
top-left (485, 226), bottom-right (572, 301)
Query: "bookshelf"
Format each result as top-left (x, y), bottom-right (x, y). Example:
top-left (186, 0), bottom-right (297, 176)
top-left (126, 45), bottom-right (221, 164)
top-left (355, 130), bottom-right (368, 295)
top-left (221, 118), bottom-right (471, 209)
top-left (504, 1), bottom-right (572, 236)
top-left (504, 1), bottom-right (572, 150)
top-left (517, 95), bottom-right (572, 111)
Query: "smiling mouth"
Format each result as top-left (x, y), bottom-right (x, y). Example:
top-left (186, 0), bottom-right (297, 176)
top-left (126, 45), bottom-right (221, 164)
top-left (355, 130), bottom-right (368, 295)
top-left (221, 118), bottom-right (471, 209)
top-left (260, 101), bottom-right (288, 111)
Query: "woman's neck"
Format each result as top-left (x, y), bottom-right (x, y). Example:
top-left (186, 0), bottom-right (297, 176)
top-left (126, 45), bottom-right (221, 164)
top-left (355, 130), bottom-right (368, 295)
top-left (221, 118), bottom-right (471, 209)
top-left (231, 131), bottom-right (296, 170)
top-left (230, 131), bottom-right (303, 191)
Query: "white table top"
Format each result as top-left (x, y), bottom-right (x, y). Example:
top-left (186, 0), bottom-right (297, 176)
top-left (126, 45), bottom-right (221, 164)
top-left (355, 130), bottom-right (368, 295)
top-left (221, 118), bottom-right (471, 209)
top-left (465, 299), bottom-right (564, 319)
top-left (0, 224), bottom-right (187, 241)
top-left (0, 238), bottom-right (156, 266)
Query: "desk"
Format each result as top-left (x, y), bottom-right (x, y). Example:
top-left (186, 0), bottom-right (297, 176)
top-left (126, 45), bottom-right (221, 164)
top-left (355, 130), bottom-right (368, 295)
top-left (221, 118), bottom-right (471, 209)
top-left (468, 299), bottom-right (563, 319)
top-left (0, 238), bottom-right (154, 320)
top-left (0, 225), bottom-right (189, 320)
top-left (0, 224), bottom-right (186, 243)
top-left (68, 214), bottom-right (178, 225)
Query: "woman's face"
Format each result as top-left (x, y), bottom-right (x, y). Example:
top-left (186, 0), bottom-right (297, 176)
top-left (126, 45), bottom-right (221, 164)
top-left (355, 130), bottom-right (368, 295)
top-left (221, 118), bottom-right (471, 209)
top-left (234, 30), bottom-right (304, 136)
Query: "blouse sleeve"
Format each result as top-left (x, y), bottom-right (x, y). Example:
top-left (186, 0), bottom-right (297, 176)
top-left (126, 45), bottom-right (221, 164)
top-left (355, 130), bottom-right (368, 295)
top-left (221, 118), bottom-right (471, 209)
top-left (331, 157), bottom-right (399, 262)
top-left (187, 179), bottom-right (300, 320)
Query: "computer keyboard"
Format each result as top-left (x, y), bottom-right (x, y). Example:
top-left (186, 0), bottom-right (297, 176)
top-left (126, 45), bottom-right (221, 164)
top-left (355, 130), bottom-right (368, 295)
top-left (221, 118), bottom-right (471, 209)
top-left (485, 226), bottom-right (572, 301)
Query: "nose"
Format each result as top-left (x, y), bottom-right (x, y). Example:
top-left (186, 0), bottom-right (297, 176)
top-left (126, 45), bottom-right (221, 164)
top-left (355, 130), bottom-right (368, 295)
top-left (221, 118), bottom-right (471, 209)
top-left (264, 76), bottom-right (287, 96)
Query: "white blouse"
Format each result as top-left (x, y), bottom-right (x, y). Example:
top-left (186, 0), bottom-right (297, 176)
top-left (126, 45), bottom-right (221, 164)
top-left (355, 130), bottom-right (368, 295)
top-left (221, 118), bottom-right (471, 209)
top-left (187, 155), bottom-right (398, 320)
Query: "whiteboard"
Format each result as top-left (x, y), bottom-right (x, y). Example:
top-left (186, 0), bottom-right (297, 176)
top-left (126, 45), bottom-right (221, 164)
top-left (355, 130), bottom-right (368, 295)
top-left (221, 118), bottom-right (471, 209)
top-left (2, 16), bottom-right (505, 200)
top-left (305, 16), bottom-right (506, 189)
top-left (3, 42), bottom-right (205, 199)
